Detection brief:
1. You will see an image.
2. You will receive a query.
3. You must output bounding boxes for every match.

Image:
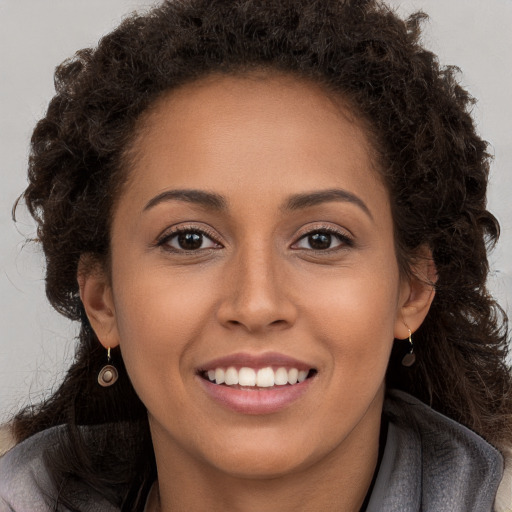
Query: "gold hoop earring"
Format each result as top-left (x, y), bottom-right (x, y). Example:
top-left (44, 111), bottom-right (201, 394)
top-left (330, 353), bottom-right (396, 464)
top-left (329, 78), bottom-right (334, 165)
top-left (98, 347), bottom-right (119, 387)
top-left (401, 329), bottom-right (416, 367)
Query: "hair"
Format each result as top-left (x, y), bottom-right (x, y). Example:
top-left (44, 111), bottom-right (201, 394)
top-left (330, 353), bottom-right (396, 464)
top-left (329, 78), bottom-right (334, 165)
top-left (12, 0), bottom-right (512, 509)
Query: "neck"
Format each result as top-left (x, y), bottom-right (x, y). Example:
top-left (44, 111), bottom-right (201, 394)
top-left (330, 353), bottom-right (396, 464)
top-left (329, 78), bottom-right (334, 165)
top-left (149, 400), bottom-right (383, 512)
top-left (154, 454), bottom-right (378, 512)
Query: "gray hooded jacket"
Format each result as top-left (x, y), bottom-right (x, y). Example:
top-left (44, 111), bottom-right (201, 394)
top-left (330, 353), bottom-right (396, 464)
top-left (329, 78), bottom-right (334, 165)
top-left (0, 390), bottom-right (503, 511)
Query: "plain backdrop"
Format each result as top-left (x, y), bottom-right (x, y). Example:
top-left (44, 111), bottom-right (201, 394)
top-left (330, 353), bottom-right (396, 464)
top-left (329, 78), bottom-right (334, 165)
top-left (1, 0), bottom-right (511, 423)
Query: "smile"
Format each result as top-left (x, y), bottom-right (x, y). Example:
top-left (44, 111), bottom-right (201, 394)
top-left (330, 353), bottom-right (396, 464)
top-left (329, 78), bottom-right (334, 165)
top-left (202, 366), bottom-right (313, 388)
top-left (196, 353), bottom-right (318, 414)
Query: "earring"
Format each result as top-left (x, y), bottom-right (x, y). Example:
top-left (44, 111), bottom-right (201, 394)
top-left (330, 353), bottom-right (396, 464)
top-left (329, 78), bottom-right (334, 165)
top-left (98, 347), bottom-right (119, 387)
top-left (401, 329), bottom-right (416, 367)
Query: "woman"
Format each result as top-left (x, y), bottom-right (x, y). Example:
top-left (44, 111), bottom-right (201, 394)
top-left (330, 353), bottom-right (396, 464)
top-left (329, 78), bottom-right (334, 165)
top-left (1, 0), bottom-right (511, 510)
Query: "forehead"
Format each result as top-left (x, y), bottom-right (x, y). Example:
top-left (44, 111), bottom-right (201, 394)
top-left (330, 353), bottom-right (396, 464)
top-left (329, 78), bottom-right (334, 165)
top-left (121, 72), bottom-right (387, 214)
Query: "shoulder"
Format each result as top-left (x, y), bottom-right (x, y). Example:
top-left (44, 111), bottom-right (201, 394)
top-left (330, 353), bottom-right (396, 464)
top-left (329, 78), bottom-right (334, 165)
top-left (0, 426), bottom-right (119, 512)
top-left (382, 390), bottom-right (505, 511)
top-left (496, 446), bottom-right (512, 512)
top-left (385, 390), bottom-right (503, 469)
top-left (0, 427), bottom-right (60, 511)
top-left (0, 424), bottom-right (15, 457)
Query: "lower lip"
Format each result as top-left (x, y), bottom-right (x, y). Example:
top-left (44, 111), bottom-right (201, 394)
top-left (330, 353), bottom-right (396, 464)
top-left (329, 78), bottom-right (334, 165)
top-left (198, 376), bottom-right (314, 415)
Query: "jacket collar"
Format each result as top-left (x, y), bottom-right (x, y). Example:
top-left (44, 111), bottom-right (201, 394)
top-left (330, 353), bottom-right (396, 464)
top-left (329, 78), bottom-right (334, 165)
top-left (366, 390), bottom-right (503, 511)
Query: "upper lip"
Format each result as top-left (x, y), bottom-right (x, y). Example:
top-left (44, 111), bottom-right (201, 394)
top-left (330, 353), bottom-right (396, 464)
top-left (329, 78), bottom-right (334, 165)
top-left (196, 352), bottom-right (315, 372)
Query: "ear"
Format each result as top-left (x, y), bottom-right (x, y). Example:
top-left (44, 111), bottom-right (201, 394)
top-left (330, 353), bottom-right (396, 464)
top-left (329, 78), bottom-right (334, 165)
top-left (394, 246), bottom-right (437, 339)
top-left (78, 254), bottom-right (120, 350)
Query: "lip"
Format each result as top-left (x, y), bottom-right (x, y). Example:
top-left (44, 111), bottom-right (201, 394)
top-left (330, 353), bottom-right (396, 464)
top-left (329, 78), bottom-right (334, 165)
top-left (197, 351), bottom-right (314, 372)
top-left (197, 375), bottom-right (314, 414)
top-left (196, 352), bottom-right (317, 415)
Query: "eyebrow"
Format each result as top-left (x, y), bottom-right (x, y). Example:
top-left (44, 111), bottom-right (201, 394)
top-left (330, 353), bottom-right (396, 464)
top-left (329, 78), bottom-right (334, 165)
top-left (283, 189), bottom-right (373, 220)
top-left (143, 189), bottom-right (227, 212)
top-left (143, 187), bottom-right (372, 220)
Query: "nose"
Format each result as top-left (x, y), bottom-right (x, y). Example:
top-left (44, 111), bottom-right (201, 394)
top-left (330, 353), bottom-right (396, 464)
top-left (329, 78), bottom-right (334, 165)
top-left (216, 246), bottom-right (298, 334)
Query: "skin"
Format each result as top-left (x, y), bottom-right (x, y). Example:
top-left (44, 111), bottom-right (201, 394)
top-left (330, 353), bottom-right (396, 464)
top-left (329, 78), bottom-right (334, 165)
top-left (80, 72), bottom-right (435, 511)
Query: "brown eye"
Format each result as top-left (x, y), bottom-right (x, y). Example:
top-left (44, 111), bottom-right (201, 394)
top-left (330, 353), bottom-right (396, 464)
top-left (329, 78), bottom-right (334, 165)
top-left (162, 229), bottom-right (221, 251)
top-left (293, 229), bottom-right (352, 251)
top-left (177, 232), bottom-right (203, 250)
top-left (308, 233), bottom-right (332, 250)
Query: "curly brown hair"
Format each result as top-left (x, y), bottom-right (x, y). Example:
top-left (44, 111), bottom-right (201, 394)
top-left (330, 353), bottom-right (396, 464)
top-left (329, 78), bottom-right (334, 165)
top-left (13, 0), bottom-right (512, 509)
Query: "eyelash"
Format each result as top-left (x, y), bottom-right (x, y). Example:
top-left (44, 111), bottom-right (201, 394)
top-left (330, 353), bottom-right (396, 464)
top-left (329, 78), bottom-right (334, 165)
top-left (156, 225), bottom-right (222, 253)
top-left (156, 225), bottom-right (354, 254)
top-left (292, 226), bottom-right (354, 252)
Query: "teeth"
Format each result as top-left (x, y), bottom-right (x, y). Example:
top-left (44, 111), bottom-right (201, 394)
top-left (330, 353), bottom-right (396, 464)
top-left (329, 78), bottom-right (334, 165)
top-left (287, 368), bottom-right (298, 385)
top-left (225, 367), bottom-right (239, 385)
top-left (205, 366), bottom-right (312, 387)
top-left (256, 367), bottom-right (275, 387)
top-left (298, 370), bottom-right (308, 383)
top-left (274, 367), bottom-right (288, 386)
top-left (214, 368), bottom-right (225, 385)
top-left (238, 367), bottom-right (256, 386)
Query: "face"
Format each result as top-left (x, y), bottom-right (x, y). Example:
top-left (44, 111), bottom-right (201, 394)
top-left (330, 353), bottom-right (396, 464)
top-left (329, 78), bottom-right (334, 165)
top-left (85, 73), bottom-right (423, 480)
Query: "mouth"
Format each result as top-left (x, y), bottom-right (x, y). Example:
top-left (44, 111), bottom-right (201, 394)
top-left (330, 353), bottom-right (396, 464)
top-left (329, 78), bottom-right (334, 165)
top-left (198, 366), bottom-right (318, 389)
top-left (196, 353), bottom-right (318, 414)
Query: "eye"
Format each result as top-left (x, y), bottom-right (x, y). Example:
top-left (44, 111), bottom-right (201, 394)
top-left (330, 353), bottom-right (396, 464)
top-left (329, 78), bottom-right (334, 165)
top-left (293, 229), bottom-right (352, 251)
top-left (158, 228), bottom-right (221, 252)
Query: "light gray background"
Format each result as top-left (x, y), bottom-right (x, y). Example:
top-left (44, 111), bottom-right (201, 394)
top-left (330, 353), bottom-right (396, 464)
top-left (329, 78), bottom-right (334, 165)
top-left (1, 0), bottom-right (511, 423)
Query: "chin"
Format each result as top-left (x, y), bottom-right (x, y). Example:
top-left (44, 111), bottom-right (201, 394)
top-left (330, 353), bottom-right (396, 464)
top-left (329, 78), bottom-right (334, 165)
top-left (212, 453), bottom-right (312, 481)
top-left (200, 433), bottom-right (327, 480)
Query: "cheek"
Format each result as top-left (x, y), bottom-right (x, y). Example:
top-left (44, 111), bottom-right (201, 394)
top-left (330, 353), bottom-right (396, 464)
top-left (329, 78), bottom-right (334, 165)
top-left (298, 263), bottom-right (400, 372)
top-left (295, 270), bottom-right (398, 436)
top-left (110, 267), bottom-right (216, 391)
